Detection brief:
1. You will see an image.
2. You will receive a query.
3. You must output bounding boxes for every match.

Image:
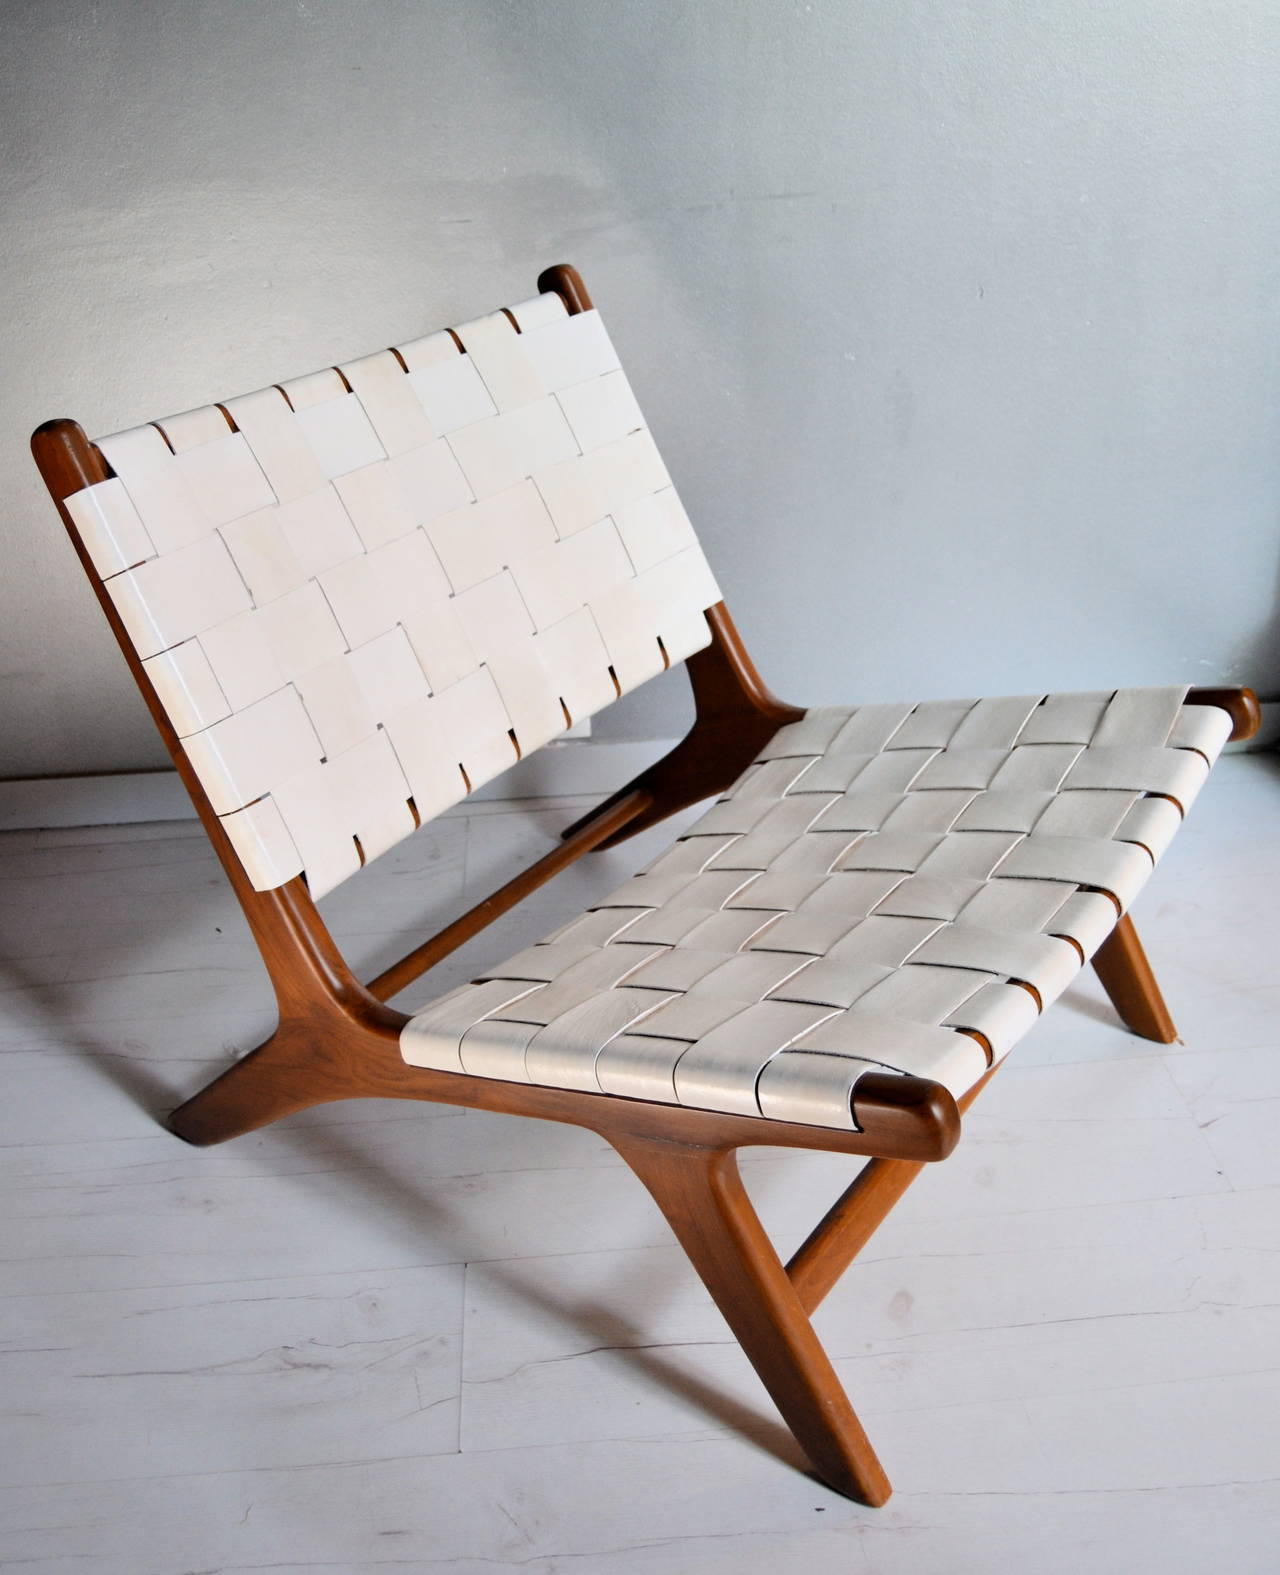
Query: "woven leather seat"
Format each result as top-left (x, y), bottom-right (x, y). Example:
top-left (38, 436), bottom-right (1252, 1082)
top-left (404, 688), bottom-right (1229, 1126)
top-left (34, 262), bottom-right (1255, 1506)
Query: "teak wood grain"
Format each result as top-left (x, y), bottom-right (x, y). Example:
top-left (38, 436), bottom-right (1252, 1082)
top-left (30, 260), bottom-right (1260, 1505)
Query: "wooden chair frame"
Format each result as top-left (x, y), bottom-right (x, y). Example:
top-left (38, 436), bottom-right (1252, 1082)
top-left (32, 263), bottom-right (1260, 1505)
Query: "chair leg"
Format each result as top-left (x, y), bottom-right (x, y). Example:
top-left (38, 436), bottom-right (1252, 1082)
top-left (784, 1070), bottom-right (993, 1316)
top-left (168, 1027), bottom-right (335, 1146)
top-left (612, 1134), bottom-right (893, 1505)
top-left (786, 1156), bottom-right (926, 1316)
top-left (1091, 912), bottom-right (1178, 1044)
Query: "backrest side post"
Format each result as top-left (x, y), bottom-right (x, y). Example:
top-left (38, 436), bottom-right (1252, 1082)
top-left (30, 419), bottom-right (391, 1030)
top-left (690, 603), bottom-right (801, 729)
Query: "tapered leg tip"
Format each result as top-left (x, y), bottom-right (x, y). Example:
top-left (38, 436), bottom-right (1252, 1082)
top-left (816, 1468), bottom-right (893, 1507)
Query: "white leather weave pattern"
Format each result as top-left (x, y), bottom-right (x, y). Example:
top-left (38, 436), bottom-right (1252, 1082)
top-left (63, 293), bottom-right (720, 897)
top-left (402, 688), bottom-right (1232, 1130)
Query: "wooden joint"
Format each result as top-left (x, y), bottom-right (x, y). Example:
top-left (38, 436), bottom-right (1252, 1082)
top-left (851, 1072), bottom-right (960, 1163)
top-left (561, 602), bottom-right (803, 849)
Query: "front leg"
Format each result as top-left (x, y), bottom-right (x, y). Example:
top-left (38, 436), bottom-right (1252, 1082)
top-left (612, 1132), bottom-right (893, 1504)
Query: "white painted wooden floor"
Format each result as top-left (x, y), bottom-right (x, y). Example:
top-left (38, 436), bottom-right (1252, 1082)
top-left (2, 754), bottom-right (1279, 1574)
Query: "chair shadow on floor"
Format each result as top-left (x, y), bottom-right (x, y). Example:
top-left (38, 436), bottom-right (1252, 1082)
top-left (262, 1107), bottom-right (814, 1478)
top-left (0, 954), bottom-right (228, 1121)
top-left (1, 930), bottom-right (811, 1477)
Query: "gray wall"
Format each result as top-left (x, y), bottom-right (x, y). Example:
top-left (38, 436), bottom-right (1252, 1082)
top-left (5, 0), bottom-right (1279, 777)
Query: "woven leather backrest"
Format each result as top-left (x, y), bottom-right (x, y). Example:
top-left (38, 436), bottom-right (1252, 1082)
top-left (63, 291), bottom-right (721, 898)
